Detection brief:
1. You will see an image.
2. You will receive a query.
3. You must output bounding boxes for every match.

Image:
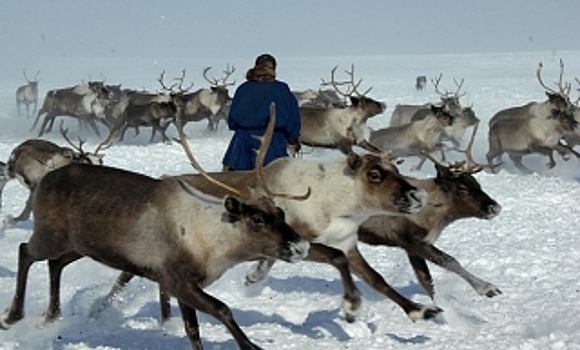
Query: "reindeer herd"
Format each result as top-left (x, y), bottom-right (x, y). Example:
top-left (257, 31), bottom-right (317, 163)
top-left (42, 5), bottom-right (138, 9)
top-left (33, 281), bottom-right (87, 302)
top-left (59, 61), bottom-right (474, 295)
top-left (0, 59), bottom-right (579, 349)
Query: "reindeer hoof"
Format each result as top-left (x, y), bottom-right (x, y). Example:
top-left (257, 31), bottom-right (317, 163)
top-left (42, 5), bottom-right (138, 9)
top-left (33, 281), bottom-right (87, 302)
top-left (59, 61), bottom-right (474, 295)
top-left (0, 310), bottom-right (24, 330)
top-left (342, 291), bottom-right (362, 323)
top-left (479, 284), bottom-right (502, 298)
top-left (408, 304), bottom-right (443, 322)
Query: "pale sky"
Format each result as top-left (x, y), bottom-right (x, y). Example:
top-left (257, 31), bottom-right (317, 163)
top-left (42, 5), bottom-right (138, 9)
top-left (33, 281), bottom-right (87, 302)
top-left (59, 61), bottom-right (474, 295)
top-left (1, 0), bottom-right (579, 61)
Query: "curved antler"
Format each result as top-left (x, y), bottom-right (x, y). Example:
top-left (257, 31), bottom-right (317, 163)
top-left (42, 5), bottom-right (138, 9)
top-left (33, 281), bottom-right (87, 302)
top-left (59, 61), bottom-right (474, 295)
top-left (59, 122), bottom-right (88, 154)
top-left (175, 113), bottom-right (244, 198)
top-left (321, 64), bottom-right (372, 99)
top-left (202, 65), bottom-right (236, 88)
top-left (253, 103), bottom-right (310, 200)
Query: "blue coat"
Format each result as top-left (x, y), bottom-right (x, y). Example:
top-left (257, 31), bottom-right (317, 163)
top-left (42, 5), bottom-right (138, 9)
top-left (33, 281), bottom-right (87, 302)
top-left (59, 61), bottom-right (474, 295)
top-left (222, 79), bottom-right (301, 171)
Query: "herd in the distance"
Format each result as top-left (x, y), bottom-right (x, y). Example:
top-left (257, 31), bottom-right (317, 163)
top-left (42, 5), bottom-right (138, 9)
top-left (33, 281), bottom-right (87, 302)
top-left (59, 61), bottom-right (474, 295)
top-left (0, 59), bottom-right (578, 349)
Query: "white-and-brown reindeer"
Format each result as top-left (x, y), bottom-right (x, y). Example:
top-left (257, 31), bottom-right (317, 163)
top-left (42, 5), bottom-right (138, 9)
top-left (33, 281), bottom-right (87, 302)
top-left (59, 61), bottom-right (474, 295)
top-left (0, 103), bottom-right (311, 350)
top-left (369, 105), bottom-right (454, 170)
top-left (298, 65), bottom-right (386, 155)
top-left (16, 70), bottom-right (40, 118)
top-left (359, 124), bottom-right (503, 300)
top-left (486, 60), bottom-right (579, 174)
top-left (0, 125), bottom-right (107, 225)
top-left (99, 122), bottom-right (442, 323)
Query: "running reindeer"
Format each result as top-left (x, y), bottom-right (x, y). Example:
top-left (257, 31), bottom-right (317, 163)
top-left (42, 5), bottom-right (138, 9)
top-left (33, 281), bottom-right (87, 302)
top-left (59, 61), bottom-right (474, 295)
top-left (0, 125), bottom-right (107, 225)
top-left (0, 103), bottom-right (311, 350)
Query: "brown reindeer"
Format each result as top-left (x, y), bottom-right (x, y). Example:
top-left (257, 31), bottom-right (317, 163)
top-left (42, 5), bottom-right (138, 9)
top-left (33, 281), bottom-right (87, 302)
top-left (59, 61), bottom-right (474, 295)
top-left (298, 65), bottom-right (386, 155)
top-left (0, 103), bottom-right (310, 349)
top-left (0, 126), bottom-right (107, 225)
top-left (359, 124), bottom-right (503, 299)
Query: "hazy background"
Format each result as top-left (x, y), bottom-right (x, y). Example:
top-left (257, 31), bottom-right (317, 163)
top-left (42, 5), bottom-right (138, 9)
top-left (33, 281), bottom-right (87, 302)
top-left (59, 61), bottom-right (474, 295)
top-left (2, 0), bottom-right (580, 62)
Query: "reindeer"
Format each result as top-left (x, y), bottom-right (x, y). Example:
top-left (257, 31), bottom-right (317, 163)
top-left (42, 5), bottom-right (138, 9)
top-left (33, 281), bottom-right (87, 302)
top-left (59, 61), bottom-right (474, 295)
top-left (16, 70), bottom-right (40, 118)
top-left (415, 75), bottom-right (427, 91)
top-left (369, 105), bottom-right (454, 170)
top-left (0, 103), bottom-right (311, 349)
top-left (32, 82), bottom-right (112, 138)
top-left (298, 65), bottom-right (386, 155)
top-left (390, 74), bottom-right (465, 126)
top-left (0, 126), bottom-right (107, 225)
top-left (293, 88), bottom-right (347, 108)
top-left (99, 129), bottom-right (444, 323)
top-left (107, 92), bottom-right (178, 143)
top-left (359, 124), bottom-right (502, 300)
top-left (175, 65), bottom-right (235, 133)
top-left (486, 60), bottom-right (579, 174)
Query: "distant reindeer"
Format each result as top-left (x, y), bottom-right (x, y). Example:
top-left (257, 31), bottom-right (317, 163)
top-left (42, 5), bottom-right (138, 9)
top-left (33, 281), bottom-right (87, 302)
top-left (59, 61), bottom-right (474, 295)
top-left (32, 82), bottom-right (112, 138)
top-left (486, 60), bottom-right (579, 174)
top-left (415, 75), bottom-right (427, 91)
top-left (369, 105), bottom-right (454, 170)
top-left (293, 88), bottom-right (347, 108)
top-left (298, 65), bottom-right (386, 154)
top-left (16, 70), bottom-right (40, 118)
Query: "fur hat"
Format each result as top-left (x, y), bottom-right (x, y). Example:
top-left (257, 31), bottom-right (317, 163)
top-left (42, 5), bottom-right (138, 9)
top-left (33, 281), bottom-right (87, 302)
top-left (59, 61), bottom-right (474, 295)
top-left (246, 53), bottom-right (277, 81)
top-left (255, 53), bottom-right (277, 69)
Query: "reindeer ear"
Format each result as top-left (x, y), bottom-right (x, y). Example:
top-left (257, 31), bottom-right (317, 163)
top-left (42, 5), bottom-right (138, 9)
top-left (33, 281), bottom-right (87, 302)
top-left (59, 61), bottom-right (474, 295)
top-left (435, 163), bottom-right (453, 181)
top-left (431, 105), bottom-right (443, 114)
top-left (350, 96), bottom-right (360, 106)
top-left (346, 152), bottom-right (363, 173)
top-left (224, 195), bottom-right (244, 215)
top-left (61, 147), bottom-right (75, 160)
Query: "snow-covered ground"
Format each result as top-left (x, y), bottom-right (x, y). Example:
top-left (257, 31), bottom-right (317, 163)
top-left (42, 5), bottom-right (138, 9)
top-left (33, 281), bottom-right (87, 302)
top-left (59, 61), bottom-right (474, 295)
top-left (0, 51), bottom-right (579, 349)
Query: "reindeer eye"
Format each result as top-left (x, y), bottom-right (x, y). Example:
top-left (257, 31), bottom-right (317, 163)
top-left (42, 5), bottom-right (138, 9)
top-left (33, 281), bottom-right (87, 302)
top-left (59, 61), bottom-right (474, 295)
top-left (251, 214), bottom-right (264, 226)
top-left (458, 184), bottom-right (469, 195)
top-left (368, 169), bottom-right (383, 183)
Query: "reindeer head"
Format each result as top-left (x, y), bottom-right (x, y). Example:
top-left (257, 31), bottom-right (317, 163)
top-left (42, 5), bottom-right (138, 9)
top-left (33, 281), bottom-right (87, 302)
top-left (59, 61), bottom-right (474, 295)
top-left (321, 64), bottom-right (386, 120)
top-left (537, 59), bottom-right (576, 127)
top-left (59, 123), bottom-right (107, 165)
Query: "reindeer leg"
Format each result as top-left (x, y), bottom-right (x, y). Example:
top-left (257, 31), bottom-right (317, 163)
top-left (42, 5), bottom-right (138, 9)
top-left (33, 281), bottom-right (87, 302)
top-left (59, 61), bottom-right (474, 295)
top-left (509, 154), bottom-right (532, 174)
top-left (89, 271), bottom-right (136, 318)
top-left (407, 242), bottom-right (501, 298)
top-left (0, 243), bottom-right (35, 329)
top-left (407, 254), bottom-right (435, 299)
top-left (304, 243), bottom-right (362, 322)
top-left (45, 252), bottom-right (83, 323)
top-left (158, 283), bottom-right (172, 322)
top-left (86, 119), bottom-right (102, 138)
top-left (177, 301), bottom-right (202, 350)
top-left (347, 246), bottom-right (442, 321)
top-left (245, 259), bottom-right (275, 284)
top-left (168, 273), bottom-right (261, 350)
top-left (4, 190), bottom-right (34, 225)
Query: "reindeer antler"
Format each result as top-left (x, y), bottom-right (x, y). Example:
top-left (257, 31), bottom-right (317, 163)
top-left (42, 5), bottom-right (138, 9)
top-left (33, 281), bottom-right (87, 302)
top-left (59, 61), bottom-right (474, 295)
top-left (203, 65), bottom-right (236, 88)
top-left (253, 103), bottom-right (310, 200)
top-left (158, 70), bottom-right (194, 93)
top-left (59, 122), bottom-right (88, 155)
top-left (321, 64), bottom-right (372, 99)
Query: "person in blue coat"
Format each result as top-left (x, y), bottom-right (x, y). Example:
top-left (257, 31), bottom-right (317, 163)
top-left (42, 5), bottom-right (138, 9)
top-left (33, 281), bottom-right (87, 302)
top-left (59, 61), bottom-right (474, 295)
top-left (222, 53), bottom-right (301, 171)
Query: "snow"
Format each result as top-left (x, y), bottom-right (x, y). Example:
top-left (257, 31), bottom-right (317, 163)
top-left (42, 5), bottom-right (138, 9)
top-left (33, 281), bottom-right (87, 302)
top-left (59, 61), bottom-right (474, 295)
top-left (1, 51), bottom-right (580, 349)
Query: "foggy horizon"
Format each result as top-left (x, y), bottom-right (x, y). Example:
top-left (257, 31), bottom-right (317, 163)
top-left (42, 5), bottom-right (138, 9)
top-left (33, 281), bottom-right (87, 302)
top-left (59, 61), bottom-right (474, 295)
top-left (2, 1), bottom-right (580, 63)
